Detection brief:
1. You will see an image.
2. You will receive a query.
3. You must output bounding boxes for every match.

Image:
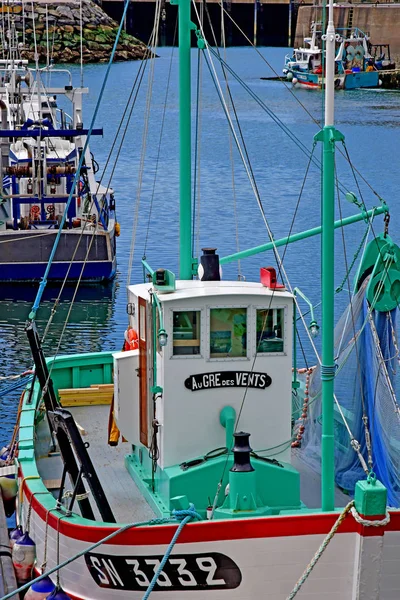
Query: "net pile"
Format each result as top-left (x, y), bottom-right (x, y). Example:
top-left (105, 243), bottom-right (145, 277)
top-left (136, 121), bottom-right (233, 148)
top-left (296, 280), bottom-right (400, 507)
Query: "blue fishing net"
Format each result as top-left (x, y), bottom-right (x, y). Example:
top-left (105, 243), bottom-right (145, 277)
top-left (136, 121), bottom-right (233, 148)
top-left (296, 281), bottom-right (400, 507)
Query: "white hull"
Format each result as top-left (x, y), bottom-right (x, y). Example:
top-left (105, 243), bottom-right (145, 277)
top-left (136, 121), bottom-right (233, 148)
top-left (23, 486), bottom-right (400, 600)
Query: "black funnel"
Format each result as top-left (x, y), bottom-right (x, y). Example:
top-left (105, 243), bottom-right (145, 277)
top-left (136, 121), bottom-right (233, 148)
top-left (199, 248), bottom-right (220, 281)
top-left (230, 432), bottom-right (254, 473)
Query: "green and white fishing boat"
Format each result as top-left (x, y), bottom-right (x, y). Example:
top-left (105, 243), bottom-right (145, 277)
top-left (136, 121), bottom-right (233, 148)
top-left (3, 0), bottom-right (400, 597)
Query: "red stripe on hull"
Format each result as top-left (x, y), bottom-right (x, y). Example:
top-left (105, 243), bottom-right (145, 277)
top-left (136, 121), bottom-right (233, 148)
top-left (23, 477), bottom-right (399, 544)
top-left (297, 81), bottom-right (320, 88)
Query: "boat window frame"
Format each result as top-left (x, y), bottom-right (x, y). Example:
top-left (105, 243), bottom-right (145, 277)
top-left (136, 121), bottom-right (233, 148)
top-left (252, 305), bottom-right (288, 357)
top-left (168, 306), bottom-right (204, 360)
top-left (206, 304), bottom-right (250, 362)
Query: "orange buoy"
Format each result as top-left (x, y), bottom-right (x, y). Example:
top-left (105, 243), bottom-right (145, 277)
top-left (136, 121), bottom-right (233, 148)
top-left (124, 327), bottom-right (139, 351)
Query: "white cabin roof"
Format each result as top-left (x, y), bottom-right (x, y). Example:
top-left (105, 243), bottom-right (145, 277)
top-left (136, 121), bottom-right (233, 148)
top-left (128, 279), bottom-right (293, 303)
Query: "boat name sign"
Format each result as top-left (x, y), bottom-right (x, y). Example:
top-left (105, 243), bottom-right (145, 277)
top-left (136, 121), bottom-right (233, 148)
top-left (85, 551), bottom-right (242, 590)
top-left (184, 371), bottom-right (272, 391)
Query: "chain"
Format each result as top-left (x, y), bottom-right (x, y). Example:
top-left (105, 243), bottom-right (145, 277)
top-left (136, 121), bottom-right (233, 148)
top-left (362, 415), bottom-right (373, 472)
top-left (384, 212), bottom-right (390, 238)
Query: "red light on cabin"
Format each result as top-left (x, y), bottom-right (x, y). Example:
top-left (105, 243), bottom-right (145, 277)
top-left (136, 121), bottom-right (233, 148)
top-left (260, 267), bottom-right (285, 290)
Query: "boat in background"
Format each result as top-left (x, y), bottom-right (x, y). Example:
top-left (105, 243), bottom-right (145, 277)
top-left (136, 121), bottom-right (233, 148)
top-left (370, 43), bottom-right (396, 71)
top-left (0, 5), bottom-right (117, 283)
top-left (283, 21), bottom-right (323, 77)
top-left (284, 24), bottom-right (392, 90)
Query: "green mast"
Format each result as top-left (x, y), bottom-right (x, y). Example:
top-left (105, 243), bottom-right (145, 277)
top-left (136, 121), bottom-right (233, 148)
top-left (177, 0), bottom-right (193, 280)
top-left (314, 0), bottom-right (343, 512)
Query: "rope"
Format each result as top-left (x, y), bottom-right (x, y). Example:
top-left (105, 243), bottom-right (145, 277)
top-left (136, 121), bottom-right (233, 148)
top-left (0, 376), bottom-right (33, 398)
top-left (143, 29), bottom-right (176, 257)
top-left (0, 370), bottom-right (33, 381)
top-left (291, 368), bottom-right (313, 448)
top-left (335, 223), bottom-right (371, 294)
top-left (286, 501), bottom-right (354, 599)
top-left (62, 490), bottom-right (90, 502)
top-left (1, 508), bottom-right (200, 600)
top-left (350, 506), bottom-right (390, 527)
top-left (128, 0), bottom-right (162, 286)
top-left (30, 0), bottom-right (131, 319)
top-left (142, 504), bottom-right (201, 599)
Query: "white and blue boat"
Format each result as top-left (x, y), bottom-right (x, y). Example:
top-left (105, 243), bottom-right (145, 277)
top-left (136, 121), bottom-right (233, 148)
top-left (0, 13), bottom-right (117, 283)
top-left (285, 25), bottom-right (382, 90)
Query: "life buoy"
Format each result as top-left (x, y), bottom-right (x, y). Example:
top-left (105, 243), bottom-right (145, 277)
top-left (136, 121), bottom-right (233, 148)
top-left (124, 327), bottom-right (138, 351)
top-left (30, 205), bottom-right (40, 221)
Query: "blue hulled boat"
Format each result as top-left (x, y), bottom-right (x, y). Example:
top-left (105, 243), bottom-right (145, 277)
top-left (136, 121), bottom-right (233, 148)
top-left (284, 25), bottom-right (384, 90)
top-left (0, 17), bottom-right (117, 283)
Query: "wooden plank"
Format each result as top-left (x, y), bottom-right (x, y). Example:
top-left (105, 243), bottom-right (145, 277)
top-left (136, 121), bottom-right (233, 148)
top-left (0, 488), bottom-right (18, 599)
top-left (59, 385), bottom-right (113, 407)
top-left (60, 396), bottom-right (112, 407)
top-left (60, 386), bottom-right (111, 394)
top-left (90, 384), bottom-right (114, 390)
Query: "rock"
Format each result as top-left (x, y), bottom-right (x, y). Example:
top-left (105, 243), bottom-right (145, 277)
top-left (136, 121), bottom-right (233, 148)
top-left (83, 30), bottom-right (95, 41)
top-left (56, 6), bottom-right (73, 18)
top-left (16, 0), bottom-right (149, 63)
top-left (115, 51), bottom-right (129, 60)
top-left (87, 41), bottom-right (100, 50)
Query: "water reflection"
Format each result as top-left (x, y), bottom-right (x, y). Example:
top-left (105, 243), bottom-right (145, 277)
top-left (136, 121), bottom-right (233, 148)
top-left (0, 283), bottom-right (116, 439)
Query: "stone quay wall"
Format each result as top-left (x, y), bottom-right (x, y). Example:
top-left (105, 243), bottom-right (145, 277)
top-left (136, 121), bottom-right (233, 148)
top-left (9, 0), bottom-right (148, 63)
top-left (296, 4), bottom-right (400, 63)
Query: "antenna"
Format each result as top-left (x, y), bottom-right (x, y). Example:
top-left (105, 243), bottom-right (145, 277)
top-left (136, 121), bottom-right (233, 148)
top-left (324, 0), bottom-right (336, 126)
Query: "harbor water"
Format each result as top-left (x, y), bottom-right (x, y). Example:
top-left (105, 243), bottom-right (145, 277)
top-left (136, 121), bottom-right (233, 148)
top-left (1, 46), bottom-right (400, 444)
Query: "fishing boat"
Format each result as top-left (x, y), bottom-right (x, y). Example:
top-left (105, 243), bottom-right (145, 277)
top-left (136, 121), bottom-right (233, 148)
top-left (284, 24), bottom-right (383, 90)
top-left (283, 21), bottom-right (323, 77)
top-left (3, 0), bottom-right (400, 597)
top-left (0, 5), bottom-right (117, 283)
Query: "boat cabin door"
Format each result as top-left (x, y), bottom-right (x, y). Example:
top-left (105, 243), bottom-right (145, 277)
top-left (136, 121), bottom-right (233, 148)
top-left (138, 297), bottom-right (148, 446)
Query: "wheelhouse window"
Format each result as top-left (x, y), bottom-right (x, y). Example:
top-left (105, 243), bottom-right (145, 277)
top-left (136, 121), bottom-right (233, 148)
top-left (210, 307), bottom-right (247, 358)
top-left (173, 311), bottom-right (200, 356)
top-left (256, 308), bottom-right (284, 353)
